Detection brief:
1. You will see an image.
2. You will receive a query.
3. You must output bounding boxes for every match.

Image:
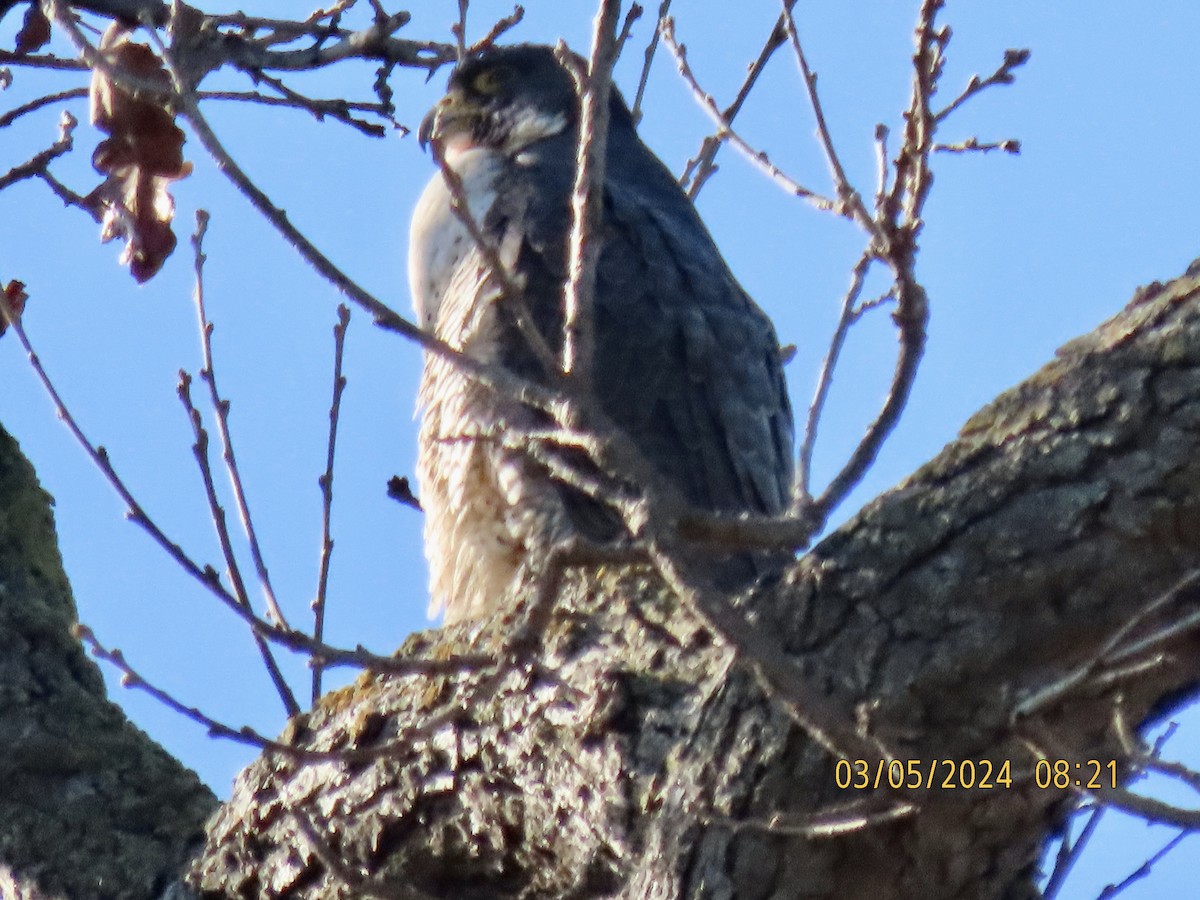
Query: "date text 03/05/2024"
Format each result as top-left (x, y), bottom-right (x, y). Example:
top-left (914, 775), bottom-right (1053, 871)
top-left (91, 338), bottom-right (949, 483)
top-left (835, 758), bottom-right (1119, 791)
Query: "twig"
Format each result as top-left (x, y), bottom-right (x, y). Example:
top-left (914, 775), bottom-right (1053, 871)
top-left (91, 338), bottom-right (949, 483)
top-left (36, 166), bottom-right (99, 216)
top-left (679, 0), bottom-right (797, 198)
top-left (934, 48), bottom-right (1030, 123)
top-left (614, 3), bottom-right (644, 57)
top-left (190, 212), bottom-right (291, 633)
top-left (74, 623), bottom-right (488, 765)
top-left (872, 123), bottom-right (890, 211)
top-left (312, 304), bottom-right (351, 705)
top-left (559, 0), bottom-right (625, 386)
top-left (0, 109), bottom-right (77, 191)
top-left (1141, 755), bottom-right (1200, 796)
top-left (177, 368), bottom-right (301, 716)
top-left (1025, 727), bottom-right (1200, 830)
top-left (1042, 711), bottom-right (1177, 900)
top-left (710, 797), bottom-right (917, 838)
top-left (466, 5), bottom-right (525, 55)
top-left (0, 87), bottom-right (88, 128)
top-left (76, 622), bottom-right (287, 751)
top-left (629, 0), bottom-right (670, 126)
top-left (933, 137), bottom-right (1019, 154)
top-left (1042, 802), bottom-right (1106, 900)
top-left (1013, 568), bottom-right (1200, 719)
top-left (804, 268), bottom-right (927, 525)
top-left (210, 7), bottom-right (353, 39)
top-left (210, 12), bottom-right (454, 74)
top-left (646, 539), bottom-right (889, 764)
top-left (242, 71), bottom-right (392, 137)
top-left (779, 3), bottom-right (877, 234)
top-left (797, 253), bottom-right (873, 501)
top-left (0, 293), bottom-right (246, 634)
top-left (452, 0), bottom-right (468, 60)
top-left (187, 212), bottom-right (299, 716)
top-left (662, 18), bottom-right (834, 211)
top-left (1098, 832), bottom-right (1191, 899)
top-left (0, 50), bottom-right (88, 71)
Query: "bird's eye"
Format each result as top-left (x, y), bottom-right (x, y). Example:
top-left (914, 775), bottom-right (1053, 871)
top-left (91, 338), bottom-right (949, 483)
top-left (471, 66), bottom-right (511, 95)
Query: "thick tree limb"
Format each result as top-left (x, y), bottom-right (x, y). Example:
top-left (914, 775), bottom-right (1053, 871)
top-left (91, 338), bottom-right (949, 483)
top-left (188, 261), bottom-right (1200, 897)
top-left (0, 426), bottom-right (215, 900)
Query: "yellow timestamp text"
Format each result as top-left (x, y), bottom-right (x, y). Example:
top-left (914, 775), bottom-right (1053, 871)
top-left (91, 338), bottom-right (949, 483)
top-left (1034, 759), bottom-right (1118, 790)
top-left (835, 758), bottom-right (1014, 790)
top-left (834, 758), bottom-right (1120, 791)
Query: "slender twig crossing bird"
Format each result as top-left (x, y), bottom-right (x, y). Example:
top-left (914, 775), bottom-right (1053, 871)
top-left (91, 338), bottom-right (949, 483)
top-left (409, 44), bottom-right (794, 623)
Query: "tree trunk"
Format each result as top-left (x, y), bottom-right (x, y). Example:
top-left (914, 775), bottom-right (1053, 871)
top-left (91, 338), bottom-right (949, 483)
top-left (0, 427), bottom-right (215, 900)
top-left (9, 261), bottom-right (1200, 898)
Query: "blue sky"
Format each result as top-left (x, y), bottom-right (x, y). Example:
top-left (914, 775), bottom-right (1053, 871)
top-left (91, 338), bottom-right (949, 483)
top-left (2, 2), bottom-right (1199, 896)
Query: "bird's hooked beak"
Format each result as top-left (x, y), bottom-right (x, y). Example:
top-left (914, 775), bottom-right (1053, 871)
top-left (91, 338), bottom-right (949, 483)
top-left (418, 92), bottom-right (479, 153)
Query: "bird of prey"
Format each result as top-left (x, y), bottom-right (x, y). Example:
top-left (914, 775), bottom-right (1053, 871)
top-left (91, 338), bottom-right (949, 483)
top-left (409, 43), bottom-right (794, 624)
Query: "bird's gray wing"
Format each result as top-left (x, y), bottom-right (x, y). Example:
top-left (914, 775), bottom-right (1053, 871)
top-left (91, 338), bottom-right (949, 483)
top-left (486, 125), bottom-right (793, 522)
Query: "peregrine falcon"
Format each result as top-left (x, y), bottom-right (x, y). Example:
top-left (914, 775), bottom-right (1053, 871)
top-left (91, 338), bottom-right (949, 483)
top-left (409, 44), bottom-right (794, 623)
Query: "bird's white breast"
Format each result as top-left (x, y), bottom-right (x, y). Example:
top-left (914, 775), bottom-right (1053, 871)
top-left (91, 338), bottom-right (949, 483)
top-left (408, 148), bottom-right (503, 331)
top-left (410, 146), bottom-right (541, 624)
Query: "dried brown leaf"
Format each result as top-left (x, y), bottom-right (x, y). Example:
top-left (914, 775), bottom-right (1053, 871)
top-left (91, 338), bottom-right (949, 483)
top-left (88, 23), bottom-right (190, 283)
top-left (14, 5), bottom-right (51, 55)
top-left (0, 279), bottom-right (29, 335)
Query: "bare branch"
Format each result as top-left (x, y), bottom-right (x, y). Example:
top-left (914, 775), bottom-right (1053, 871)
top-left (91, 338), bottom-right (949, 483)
top-left (872, 123), bottom-right (890, 211)
top-left (629, 0), bottom-right (670, 126)
top-left (933, 137), bottom-right (1020, 155)
top-left (796, 253), bottom-right (873, 500)
top-left (1013, 568), bottom-right (1200, 719)
top-left (662, 18), bottom-right (834, 211)
top-left (779, 3), bottom-right (877, 234)
top-left (1098, 832), bottom-right (1191, 899)
top-left (934, 47), bottom-right (1030, 123)
top-left (1042, 803), bottom-right (1106, 900)
top-left (465, 5), bottom-right (525, 55)
top-left (312, 303), bottom-right (351, 705)
top-left (177, 367), bottom-right (301, 717)
top-left (241, 70), bottom-right (393, 137)
top-left (0, 87), bottom-right (87, 128)
top-left (189, 212), bottom-right (291, 633)
top-left (680, 0), bottom-right (796, 198)
top-left (801, 0), bottom-right (944, 519)
top-left (710, 797), bottom-right (917, 838)
top-left (647, 540), bottom-right (890, 765)
top-left (452, 0), bottom-right (468, 60)
top-left (74, 623), bottom-right (491, 765)
top-left (0, 49), bottom-right (88, 71)
top-left (559, 0), bottom-right (626, 387)
top-left (184, 213), bottom-right (300, 717)
top-left (0, 109), bottom-right (77, 191)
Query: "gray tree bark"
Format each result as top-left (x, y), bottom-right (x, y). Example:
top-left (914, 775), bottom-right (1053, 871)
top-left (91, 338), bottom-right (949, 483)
top-left (0, 427), bottom-right (216, 899)
top-left (6, 260), bottom-right (1200, 898)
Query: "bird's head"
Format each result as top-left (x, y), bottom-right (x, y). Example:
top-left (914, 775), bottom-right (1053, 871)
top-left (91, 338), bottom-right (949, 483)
top-left (419, 44), bottom-right (619, 160)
